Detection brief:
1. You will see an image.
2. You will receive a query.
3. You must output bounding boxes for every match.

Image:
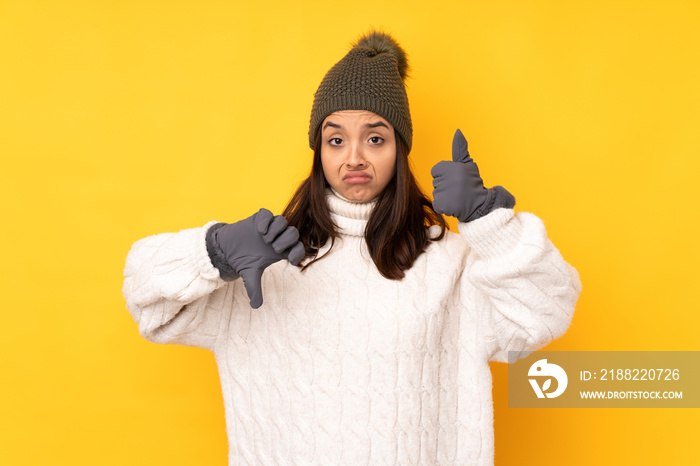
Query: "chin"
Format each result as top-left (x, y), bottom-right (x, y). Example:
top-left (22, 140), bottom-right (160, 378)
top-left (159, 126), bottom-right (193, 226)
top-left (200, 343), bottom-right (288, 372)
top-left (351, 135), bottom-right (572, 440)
top-left (346, 189), bottom-right (376, 202)
top-left (332, 182), bottom-right (381, 203)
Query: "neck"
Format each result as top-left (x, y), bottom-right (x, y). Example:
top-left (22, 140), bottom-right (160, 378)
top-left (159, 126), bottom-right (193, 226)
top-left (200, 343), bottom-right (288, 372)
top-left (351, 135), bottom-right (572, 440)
top-left (326, 188), bottom-right (377, 237)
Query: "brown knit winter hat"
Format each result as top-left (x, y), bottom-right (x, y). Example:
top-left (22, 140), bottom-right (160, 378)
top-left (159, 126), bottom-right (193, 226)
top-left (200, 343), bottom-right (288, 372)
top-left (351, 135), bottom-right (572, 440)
top-left (308, 31), bottom-right (413, 151)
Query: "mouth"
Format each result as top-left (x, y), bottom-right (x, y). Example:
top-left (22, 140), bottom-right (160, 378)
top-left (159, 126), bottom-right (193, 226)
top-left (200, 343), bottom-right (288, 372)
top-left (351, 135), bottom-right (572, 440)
top-left (343, 171), bottom-right (372, 184)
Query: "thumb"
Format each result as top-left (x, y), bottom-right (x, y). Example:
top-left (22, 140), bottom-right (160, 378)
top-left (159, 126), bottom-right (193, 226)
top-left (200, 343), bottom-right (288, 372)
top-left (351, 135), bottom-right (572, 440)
top-left (452, 129), bottom-right (473, 163)
top-left (240, 268), bottom-right (265, 309)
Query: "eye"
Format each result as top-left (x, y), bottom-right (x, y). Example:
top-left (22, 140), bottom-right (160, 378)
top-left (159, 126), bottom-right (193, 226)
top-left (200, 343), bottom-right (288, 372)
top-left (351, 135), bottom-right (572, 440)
top-left (369, 136), bottom-right (384, 144)
top-left (328, 138), bottom-right (343, 146)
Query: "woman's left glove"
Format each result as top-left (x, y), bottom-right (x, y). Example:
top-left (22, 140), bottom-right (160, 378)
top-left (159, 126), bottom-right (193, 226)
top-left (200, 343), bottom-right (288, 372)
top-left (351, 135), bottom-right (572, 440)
top-left (431, 129), bottom-right (515, 222)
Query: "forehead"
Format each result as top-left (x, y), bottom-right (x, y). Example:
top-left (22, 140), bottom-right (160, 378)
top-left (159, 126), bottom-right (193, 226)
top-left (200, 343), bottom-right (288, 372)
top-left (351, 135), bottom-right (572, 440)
top-left (322, 110), bottom-right (391, 127)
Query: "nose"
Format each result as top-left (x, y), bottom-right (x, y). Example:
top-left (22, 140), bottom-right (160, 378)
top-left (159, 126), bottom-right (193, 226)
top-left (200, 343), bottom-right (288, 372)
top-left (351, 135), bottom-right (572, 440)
top-left (346, 143), bottom-right (367, 168)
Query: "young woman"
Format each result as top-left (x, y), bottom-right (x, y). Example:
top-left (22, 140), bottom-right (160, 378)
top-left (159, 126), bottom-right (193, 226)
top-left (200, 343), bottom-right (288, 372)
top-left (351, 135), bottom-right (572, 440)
top-left (123, 31), bottom-right (581, 465)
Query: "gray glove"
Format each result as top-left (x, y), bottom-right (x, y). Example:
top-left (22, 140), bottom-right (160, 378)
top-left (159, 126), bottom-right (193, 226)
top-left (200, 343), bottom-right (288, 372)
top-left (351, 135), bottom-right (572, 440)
top-left (206, 209), bottom-right (305, 309)
top-left (431, 129), bottom-right (515, 222)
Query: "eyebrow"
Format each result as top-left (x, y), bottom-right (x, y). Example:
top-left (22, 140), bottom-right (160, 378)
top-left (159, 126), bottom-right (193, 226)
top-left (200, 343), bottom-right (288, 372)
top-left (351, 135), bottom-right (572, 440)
top-left (322, 121), bottom-right (390, 131)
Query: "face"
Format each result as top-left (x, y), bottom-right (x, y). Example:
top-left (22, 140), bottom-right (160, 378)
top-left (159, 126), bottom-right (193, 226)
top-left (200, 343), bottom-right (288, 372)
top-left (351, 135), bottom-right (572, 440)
top-left (320, 110), bottom-right (397, 203)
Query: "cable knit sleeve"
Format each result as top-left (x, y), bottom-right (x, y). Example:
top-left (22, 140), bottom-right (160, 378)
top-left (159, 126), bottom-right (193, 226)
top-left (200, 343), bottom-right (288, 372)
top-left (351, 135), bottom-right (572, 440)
top-left (122, 221), bottom-right (232, 351)
top-left (457, 208), bottom-right (582, 363)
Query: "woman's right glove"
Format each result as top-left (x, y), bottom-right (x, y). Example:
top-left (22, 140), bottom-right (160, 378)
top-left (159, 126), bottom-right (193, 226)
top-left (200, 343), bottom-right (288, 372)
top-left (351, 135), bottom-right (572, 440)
top-left (206, 209), bottom-right (305, 309)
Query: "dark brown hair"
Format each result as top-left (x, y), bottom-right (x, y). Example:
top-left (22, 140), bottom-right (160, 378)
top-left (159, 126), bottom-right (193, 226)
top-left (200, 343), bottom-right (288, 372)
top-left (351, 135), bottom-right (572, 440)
top-left (283, 129), bottom-right (447, 279)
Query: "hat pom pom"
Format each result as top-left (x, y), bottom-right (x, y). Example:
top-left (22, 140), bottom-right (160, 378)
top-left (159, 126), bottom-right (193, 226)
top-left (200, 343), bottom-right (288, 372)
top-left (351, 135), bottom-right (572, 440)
top-left (353, 30), bottom-right (409, 81)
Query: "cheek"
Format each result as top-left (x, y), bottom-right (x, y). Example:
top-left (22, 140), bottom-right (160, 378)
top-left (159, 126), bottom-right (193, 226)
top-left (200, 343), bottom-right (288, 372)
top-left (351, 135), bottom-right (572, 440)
top-left (378, 153), bottom-right (397, 183)
top-left (320, 153), bottom-right (336, 182)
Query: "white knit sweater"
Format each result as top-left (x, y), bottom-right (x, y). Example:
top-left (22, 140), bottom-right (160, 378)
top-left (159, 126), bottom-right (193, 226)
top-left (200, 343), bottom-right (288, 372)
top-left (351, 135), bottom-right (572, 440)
top-left (122, 191), bottom-right (581, 465)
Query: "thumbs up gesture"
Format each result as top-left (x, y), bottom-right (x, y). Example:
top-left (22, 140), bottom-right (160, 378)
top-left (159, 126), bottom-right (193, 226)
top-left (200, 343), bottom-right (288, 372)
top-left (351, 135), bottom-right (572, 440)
top-left (431, 129), bottom-right (515, 223)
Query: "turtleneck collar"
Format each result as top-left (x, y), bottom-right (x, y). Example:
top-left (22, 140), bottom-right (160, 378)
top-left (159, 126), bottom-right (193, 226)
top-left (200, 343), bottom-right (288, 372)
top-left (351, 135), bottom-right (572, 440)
top-left (326, 188), bottom-right (377, 237)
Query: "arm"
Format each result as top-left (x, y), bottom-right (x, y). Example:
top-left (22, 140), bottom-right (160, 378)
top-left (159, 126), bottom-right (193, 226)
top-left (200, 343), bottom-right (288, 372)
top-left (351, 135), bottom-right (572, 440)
top-left (122, 210), bottom-right (306, 350)
top-left (122, 221), bottom-right (229, 351)
top-left (431, 129), bottom-right (580, 362)
top-left (458, 208), bottom-right (581, 362)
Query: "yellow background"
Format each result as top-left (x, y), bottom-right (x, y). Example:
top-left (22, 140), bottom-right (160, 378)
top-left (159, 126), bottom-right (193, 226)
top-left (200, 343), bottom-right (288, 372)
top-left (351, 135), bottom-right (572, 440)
top-left (1, 0), bottom-right (698, 464)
